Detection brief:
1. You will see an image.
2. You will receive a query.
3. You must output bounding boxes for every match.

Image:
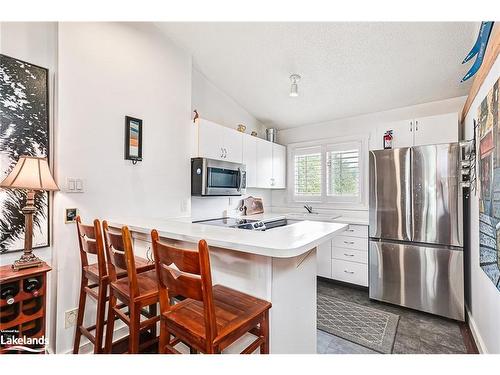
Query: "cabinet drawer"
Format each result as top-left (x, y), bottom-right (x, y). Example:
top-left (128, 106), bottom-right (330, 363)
top-left (332, 260), bottom-right (368, 286)
top-left (332, 247), bottom-right (368, 264)
top-left (342, 224), bottom-right (368, 238)
top-left (332, 235), bottom-right (368, 251)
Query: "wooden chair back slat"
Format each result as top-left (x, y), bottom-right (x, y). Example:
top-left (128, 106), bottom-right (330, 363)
top-left (76, 216), bottom-right (106, 277)
top-left (106, 231), bottom-right (128, 271)
top-left (156, 245), bottom-right (201, 275)
top-left (151, 230), bottom-right (217, 343)
top-left (103, 221), bottom-right (139, 297)
top-left (158, 264), bottom-right (203, 301)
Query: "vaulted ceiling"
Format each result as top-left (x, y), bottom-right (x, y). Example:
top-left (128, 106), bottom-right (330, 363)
top-left (157, 22), bottom-right (478, 129)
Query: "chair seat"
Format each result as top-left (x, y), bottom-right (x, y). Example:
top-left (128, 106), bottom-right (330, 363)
top-left (84, 256), bottom-right (154, 280)
top-left (164, 285), bottom-right (271, 347)
top-left (110, 270), bottom-right (158, 303)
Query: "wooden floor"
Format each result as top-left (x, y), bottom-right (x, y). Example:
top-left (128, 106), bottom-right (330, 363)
top-left (317, 279), bottom-right (476, 354)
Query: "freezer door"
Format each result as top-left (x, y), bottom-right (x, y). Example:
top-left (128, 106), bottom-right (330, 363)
top-left (369, 148), bottom-right (412, 241)
top-left (369, 240), bottom-right (464, 321)
top-left (411, 143), bottom-right (463, 247)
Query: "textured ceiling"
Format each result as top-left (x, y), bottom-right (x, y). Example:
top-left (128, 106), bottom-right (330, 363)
top-left (156, 22), bottom-right (478, 129)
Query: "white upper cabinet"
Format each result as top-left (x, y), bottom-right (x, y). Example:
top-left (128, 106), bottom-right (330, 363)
top-left (413, 113), bottom-right (458, 147)
top-left (375, 112), bottom-right (459, 149)
top-left (197, 119), bottom-right (226, 160)
top-left (195, 118), bottom-right (286, 189)
top-left (382, 120), bottom-right (415, 149)
top-left (242, 134), bottom-right (257, 187)
top-left (272, 143), bottom-right (286, 188)
top-left (197, 119), bottom-right (242, 163)
top-left (256, 137), bottom-right (273, 188)
top-left (221, 125), bottom-right (243, 163)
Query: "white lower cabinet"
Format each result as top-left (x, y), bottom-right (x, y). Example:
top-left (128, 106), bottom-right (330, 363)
top-left (331, 260), bottom-right (368, 286)
top-left (317, 224), bottom-right (368, 287)
top-left (331, 247), bottom-right (368, 264)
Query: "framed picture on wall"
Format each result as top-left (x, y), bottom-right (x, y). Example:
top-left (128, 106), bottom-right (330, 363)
top-left (124, 116), bottom-right (143, 163)
top-left (0, 54), bottom-right (50, 253)
top-left (477, 77), bottom-right (500, 292)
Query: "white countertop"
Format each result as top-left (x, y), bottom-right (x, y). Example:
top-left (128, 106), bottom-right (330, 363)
top-left (109, 217), bottom-right (347, 258)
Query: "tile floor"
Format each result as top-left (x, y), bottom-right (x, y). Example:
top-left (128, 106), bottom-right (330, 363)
top-left (317, 279), bottom-right (468, 354)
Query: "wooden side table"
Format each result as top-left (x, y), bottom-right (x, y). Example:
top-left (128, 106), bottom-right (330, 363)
top-left (0, 263), bottom-right (51, 354)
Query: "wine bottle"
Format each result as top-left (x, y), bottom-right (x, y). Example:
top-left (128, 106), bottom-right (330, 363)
top-left (24, 278), bottom-right (41, 297)
top-left (0, 283), bottom-right (19, 305)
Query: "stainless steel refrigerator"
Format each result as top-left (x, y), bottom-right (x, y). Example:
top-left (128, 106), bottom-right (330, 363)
top-left (369, 143), bottom-right (465, 321)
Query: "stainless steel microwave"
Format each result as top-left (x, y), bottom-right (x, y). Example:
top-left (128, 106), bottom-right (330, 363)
top-left (191, 158), bottom-right (246, 196)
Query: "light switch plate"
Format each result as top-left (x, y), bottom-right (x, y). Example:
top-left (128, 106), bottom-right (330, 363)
top-left (66, 177), bottom-right (84, 193)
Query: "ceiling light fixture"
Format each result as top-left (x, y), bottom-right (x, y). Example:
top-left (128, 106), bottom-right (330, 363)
top-left (289, 74), bottom-right (301, 97)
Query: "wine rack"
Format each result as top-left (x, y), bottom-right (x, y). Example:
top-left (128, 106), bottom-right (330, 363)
top-left (0, 263), bottom-right (51, 354)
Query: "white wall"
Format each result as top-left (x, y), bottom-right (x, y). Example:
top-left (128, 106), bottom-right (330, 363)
top-left (191, 67), bottom-right (266, 136)
top-left (190, 66), bottom-right (271, 219)
top-left (271, 96), bottom-right (467, 212)
top-left (464, 55), bottom-right (500, 354)
top-left (54, 22), bottom-right (192, 353)
top-left (0, 22), bottom-right (58, 353)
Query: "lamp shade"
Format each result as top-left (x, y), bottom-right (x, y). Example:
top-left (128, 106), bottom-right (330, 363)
top-left (0, 156), bottom-right (59, 191)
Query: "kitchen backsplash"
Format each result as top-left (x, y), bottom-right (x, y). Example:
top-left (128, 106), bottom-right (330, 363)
top-left (191, 188), bottom-right (272, 220)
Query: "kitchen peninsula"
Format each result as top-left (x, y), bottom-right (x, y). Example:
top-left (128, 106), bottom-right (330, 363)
top-left (108, 218), bottom-right (347, 353)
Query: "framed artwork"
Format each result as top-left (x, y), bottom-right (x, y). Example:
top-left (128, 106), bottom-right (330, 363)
top-left (65, 208), bottom-right (79, 224)
top-left (124, 116), bottom-right (143, 163)
top-left (477, 77), bottom-right (500, 291)
top-left (0, 54), bottom-right (50, 253)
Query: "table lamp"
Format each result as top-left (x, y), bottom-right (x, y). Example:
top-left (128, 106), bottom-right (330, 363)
top-left (0, 156), bottom-right (59, 270)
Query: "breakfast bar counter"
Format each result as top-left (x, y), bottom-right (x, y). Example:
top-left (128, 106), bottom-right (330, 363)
top-left (109, 218), bottom-right (347, 353)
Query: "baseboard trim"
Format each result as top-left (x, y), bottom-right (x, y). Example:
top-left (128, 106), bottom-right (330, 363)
top-left (466, 307), bottom-right (487, 354)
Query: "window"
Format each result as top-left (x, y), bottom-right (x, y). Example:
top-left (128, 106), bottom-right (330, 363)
top-left (293, 146), bottom-right (322, 200)
top-left (326, 144), bottom-right (360, 201)
top-left (290, 139), bottom-right (365, 206)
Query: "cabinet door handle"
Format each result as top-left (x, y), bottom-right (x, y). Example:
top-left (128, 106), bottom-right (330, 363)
top-left (415, 120), bottom-right (418, 131)
top-left (221, 147), bottom-right (224, 158)
top-left (343, 240), bottom-right (355, 245)
top-left (344, 270), bottom-right (355, 274)
top-left (344, 253), bottom-right (355, 257)
top-left (410, 121), bottom-right (413, 132)
top-left (346, 229), bottom-right (355, 232)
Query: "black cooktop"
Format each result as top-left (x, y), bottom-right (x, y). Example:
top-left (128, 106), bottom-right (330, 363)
top-left (192, 217), bottom-right (259, 228)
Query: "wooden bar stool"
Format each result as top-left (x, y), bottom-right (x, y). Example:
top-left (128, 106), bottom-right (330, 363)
top-left (103, 222), bottom-right (160, 354)
top-left (73, 217), bottom-right (154, 354)
top-left (151, 229), bottom-right (272, 354)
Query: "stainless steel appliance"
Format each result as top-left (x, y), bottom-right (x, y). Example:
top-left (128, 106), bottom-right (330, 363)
top-left (191, 158), bottom-right (246, 196)
top-left (193, 216), bottom-right (288, 231)
top-left (369, 143), bottom-right (465, 321)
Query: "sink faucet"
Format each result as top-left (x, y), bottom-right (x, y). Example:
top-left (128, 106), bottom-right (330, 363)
top-left (304, 204), bottom-right (313, 214)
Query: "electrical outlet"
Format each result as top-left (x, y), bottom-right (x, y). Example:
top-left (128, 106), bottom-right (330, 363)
top-left (65, 308), bottom-right (78, 329)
